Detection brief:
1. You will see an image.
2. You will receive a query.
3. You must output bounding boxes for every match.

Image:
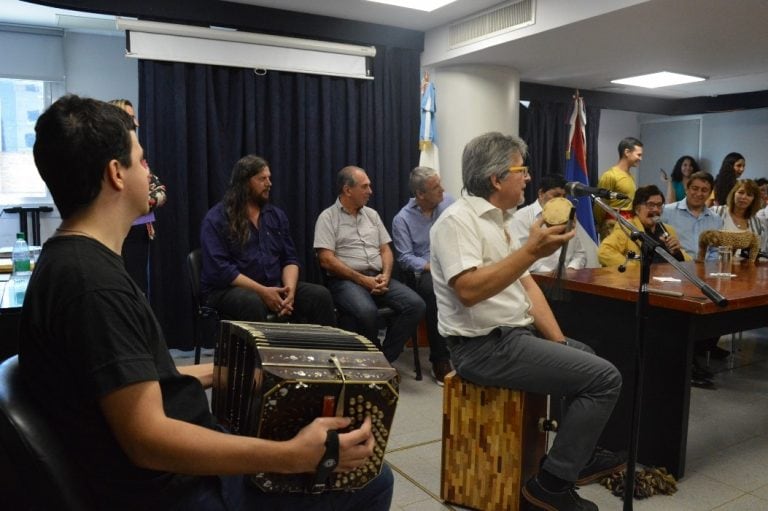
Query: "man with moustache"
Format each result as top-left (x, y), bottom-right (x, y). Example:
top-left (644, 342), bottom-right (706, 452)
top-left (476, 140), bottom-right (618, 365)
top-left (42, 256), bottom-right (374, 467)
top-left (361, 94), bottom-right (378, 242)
top-left (430, 132), bottom-right (624, 511)
top-left (200, 155), bottom-right (336, 325)
top-left (314, 166), bottom-right (425, 363)
top-left (662, 171), bottom-right (723, 260)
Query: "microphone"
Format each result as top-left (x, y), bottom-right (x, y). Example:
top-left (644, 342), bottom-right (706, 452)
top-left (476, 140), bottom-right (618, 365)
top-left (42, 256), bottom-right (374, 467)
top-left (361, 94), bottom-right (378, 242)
top-left (653, 217), bottom-right (669, 239)
top-left (565, 182), bottom-right (629, 200)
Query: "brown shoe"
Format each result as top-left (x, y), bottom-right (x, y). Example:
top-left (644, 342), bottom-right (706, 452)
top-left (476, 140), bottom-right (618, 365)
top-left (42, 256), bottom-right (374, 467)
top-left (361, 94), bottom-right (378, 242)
top-left (431, 360), bottom-right (452, 386)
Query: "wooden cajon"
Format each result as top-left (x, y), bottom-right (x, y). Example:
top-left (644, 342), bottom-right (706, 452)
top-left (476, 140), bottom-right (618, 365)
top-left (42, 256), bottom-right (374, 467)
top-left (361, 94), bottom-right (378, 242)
top-left (441, 371), bottom-right (547, 511)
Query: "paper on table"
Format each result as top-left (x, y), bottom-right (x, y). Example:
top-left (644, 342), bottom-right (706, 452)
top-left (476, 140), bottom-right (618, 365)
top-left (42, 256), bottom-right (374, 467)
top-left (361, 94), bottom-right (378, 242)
top-left (653, 276), bottom-right (682, 283)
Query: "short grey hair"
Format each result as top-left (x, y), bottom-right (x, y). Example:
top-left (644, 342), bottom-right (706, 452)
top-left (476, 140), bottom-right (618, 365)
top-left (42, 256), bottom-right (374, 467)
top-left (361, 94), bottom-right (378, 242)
top-left (462, 132), bottom-right (528, 199)
top-left (337, 165), bottom-right (364, 195)
top-left (409, 166), bottom-right (439, 195)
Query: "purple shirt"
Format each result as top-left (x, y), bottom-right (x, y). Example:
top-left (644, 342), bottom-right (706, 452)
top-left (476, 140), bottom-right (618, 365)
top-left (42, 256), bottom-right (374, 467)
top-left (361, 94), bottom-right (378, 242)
top-left (199, 202), bottom-right (300, 299)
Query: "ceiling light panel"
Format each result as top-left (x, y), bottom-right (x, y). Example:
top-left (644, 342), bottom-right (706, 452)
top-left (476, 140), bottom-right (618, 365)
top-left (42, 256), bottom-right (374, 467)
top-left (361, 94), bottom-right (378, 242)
top-left (611, 71), bottom-right (705, 89)
top-left (365, 0), bottom-right (458, 13)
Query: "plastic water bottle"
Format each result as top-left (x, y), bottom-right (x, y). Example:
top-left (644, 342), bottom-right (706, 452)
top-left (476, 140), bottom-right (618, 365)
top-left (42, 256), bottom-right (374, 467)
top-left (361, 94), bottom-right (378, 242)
top-left (11, 232), bottom-right (32, 305)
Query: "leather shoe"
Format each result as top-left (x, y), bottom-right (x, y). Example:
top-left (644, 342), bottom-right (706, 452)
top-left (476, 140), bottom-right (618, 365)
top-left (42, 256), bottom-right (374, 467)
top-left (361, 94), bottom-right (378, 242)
top-left (691, 376), bottom-right (715, 389)
top-left (576, 447), bottom-right (627, 485)
top-left (522, 476), bottom-right (597, 511)
top-left (692, 364), bottom-right (714, 380)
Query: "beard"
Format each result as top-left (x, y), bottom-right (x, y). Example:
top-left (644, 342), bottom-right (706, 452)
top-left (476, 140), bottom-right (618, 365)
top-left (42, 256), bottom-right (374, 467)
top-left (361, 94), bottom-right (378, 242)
top-left (250, 189), bottom-right (269, 207)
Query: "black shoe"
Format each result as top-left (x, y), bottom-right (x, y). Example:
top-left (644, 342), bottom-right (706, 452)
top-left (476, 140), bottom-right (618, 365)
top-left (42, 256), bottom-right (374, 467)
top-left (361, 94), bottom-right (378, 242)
top-left (710, 346), bottom-right (731, 360)
top-left (691, 376), bottom-right (715, 389)
top-left (576, 447), bottom-right (627, 485)
top-left (692, 364), bottom-right (714, 380)
top-left (522, 477), bottom-right (597, 511)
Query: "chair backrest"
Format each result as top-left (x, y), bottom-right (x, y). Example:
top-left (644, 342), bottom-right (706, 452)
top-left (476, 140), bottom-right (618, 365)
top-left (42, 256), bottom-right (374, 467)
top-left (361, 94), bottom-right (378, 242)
top-left (0, 355), bottom-right (94, 510)
top-left (187, 248), bottom-right (204, 308)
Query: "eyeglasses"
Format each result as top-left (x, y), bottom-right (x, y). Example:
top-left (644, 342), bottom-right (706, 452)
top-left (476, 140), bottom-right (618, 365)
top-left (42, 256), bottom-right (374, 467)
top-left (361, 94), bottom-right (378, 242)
top-left (507, 165), bottom-right (529, 177)
top-left (643, 201), bottom-right (663, 209)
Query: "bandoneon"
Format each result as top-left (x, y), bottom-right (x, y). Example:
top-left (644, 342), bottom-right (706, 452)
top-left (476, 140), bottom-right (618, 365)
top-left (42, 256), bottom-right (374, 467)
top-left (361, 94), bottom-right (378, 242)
top-left (212, 321), bottom-right (399, 493)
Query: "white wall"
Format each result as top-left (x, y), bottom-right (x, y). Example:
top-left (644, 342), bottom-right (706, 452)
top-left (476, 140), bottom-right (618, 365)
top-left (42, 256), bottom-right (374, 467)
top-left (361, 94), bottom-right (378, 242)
top-left (596, 109), bottom-right (641, 181)
top-left (431, 64), bottom-right (520, 198)
top-left (0, 30), bottom-right (137, 249)
top-left (64, 32), bottom-right (138, 106)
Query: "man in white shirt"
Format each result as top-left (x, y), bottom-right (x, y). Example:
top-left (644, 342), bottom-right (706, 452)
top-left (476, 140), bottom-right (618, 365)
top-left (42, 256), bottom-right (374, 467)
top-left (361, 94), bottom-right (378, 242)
top-left (430, 132), bottom-right (623, 511)
top-left (509, 174), bottom-right (587, 273)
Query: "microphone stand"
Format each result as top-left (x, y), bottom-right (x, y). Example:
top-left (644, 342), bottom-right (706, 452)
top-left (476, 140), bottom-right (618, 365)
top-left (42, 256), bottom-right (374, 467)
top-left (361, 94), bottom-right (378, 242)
top-left (590, 197), bottom-right (728, 511)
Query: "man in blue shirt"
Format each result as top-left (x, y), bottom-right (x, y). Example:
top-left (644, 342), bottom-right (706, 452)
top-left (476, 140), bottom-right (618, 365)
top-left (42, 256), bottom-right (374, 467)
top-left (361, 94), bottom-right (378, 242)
top-left (661, 171), bottom-right (723, 261)
top-left (392, 166), bottom-right (454, 385)
top-left (201, 155), bottom-right (336, 325)
top-left (662, 170), bottom-right (727, 381)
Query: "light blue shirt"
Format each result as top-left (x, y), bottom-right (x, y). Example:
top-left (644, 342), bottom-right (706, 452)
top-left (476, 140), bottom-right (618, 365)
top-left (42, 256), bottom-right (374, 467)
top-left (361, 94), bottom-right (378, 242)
top-left (661, 200), bottom-right (723, 260)
top-left (392, 194), bottom-right (455, 273)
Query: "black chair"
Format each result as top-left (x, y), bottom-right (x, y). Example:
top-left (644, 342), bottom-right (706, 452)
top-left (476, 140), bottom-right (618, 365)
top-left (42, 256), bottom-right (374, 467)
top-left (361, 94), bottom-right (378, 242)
top-left (0, 355), bottom-right (94, 510)
top-left (186, 248), bottom-right (221, 364)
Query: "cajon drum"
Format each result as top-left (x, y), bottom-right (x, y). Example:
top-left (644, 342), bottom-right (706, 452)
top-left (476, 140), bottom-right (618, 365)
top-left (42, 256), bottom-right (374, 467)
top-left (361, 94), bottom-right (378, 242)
top-left (441, 371), bottom-right (547, 511)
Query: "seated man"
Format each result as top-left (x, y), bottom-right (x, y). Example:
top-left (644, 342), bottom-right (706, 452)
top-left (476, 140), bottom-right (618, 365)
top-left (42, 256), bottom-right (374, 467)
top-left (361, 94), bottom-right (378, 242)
top-left (19, 95), bottom-right (392, 510)
top-left (430, 132), bottom-right (623, 511)
top-left (662, 171), bottom-right (723, 260)
top-left (200, 154), bottom-right (335, 325)
top-left (598, 185), bottom-right (689, 267)
top-left (392, 166), bottom-right (454, 385)
top-left (314, 165), bottom-right (425, 363)
top-left (509, 174), bottom-right (587, 273)
top-left (662, 171), bottom-right (728, 369)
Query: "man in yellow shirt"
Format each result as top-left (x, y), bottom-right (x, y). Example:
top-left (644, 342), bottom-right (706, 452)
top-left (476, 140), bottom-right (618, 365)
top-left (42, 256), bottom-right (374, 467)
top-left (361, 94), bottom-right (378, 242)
top-left (594, 137), bottom-right (643, 239)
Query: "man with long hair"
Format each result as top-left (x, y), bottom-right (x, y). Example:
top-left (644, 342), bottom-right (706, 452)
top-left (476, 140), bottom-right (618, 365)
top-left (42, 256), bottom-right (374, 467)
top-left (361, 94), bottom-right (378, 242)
top-left (200, 155), bottom-right (336, 325)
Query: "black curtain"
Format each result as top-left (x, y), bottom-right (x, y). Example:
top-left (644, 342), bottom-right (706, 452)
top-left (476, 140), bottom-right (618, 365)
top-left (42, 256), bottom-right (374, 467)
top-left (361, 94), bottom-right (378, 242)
top-left (520, 100), bottom-right (601, 204)
top-left (139, 46), bottom-right (421, 348)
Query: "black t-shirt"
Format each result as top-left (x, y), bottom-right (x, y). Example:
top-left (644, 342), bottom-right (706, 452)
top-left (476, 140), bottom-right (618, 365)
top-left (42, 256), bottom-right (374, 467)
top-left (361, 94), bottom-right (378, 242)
top-left (18, 236), bottom-right (217, 510)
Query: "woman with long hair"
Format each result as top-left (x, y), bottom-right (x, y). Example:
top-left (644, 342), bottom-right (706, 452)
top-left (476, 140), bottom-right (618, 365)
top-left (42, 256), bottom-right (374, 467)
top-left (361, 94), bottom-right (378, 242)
top-left (712, 152), bottom-right (746, 206)
top-left (711, 179), bottom-right (764, 256)
top-left (661, 155), bottom-right (699, 202)
top-left (108, 99), bottom-right (167, 297)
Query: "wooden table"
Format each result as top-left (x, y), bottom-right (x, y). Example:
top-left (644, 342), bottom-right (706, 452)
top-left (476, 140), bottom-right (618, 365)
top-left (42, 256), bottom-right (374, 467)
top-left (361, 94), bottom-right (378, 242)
top-left (532, 261), bottom-right (768, 479)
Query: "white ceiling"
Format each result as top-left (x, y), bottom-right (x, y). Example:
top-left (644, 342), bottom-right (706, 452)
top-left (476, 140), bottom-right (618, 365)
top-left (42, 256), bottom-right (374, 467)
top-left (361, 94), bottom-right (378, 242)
top-left (2, 0), bottom-right (767, 100)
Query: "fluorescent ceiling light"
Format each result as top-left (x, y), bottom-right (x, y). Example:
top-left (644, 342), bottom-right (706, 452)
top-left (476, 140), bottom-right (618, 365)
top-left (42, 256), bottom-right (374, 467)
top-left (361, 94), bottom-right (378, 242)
top-left (365, 0), bottom-right (458, 12)
top-left (611, 71), bottom-right (705, 89)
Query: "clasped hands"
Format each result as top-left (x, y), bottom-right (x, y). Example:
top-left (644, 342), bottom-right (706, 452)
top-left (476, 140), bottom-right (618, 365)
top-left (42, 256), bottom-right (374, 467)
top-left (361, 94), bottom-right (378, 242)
top-left (360, 273), bottom-right (390, 295)
top-left (259, 286), bottom-right (295, 317)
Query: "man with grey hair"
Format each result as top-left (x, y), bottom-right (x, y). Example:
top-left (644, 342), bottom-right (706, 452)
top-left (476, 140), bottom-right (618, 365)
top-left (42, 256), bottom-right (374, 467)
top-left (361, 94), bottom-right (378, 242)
top-left (314, 165), bottom-right (425, 363)
top-left (430, 132), bottom-right (624, 511)
top-left (392, 166), bottom-right (454, 385)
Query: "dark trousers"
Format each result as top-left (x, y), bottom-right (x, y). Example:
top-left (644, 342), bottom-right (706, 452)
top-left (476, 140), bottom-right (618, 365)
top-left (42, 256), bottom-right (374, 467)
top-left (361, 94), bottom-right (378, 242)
top-left (174, 464), bottom-right (393, 511)
top-left (206, 282), bottom-right (337, 327)
top-left (327, 277), bottom-right (425, 363)
top-left (447, 326), bottom-right (622, 482)
top-left (411, 272), bottom-right (449, 363)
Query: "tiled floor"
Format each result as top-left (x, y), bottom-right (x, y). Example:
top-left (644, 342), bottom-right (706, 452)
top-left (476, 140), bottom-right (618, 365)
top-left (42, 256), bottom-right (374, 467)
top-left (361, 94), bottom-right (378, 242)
top-left (176, 327), bottom-right (768, 510)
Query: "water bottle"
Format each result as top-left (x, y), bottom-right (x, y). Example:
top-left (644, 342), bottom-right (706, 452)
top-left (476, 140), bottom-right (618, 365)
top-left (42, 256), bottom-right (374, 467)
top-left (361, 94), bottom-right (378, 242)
top-left (11, 232), bottom-right (32, 305)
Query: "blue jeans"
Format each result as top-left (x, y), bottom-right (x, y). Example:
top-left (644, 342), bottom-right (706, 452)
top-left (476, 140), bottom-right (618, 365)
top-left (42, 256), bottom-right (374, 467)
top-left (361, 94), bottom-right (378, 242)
top-left (447, 326), bottom-right (622, 482)
top-left (175, 464), bottom-right (393, 510)
top-left (327, 277), bottom-right (425, 362)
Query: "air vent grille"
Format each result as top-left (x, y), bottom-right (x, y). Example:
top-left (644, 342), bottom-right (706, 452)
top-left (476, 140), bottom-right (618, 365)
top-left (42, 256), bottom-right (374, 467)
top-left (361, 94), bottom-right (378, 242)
top-left (449, 0), bottom-right (535, 49)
